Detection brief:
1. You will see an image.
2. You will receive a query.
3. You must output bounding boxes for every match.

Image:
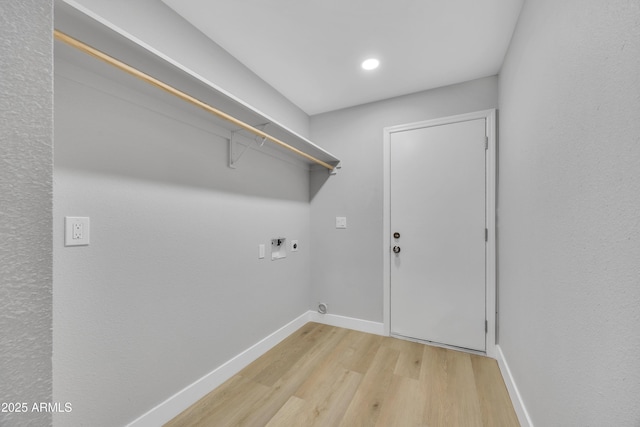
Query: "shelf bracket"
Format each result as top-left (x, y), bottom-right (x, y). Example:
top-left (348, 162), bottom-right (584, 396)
top-left (228, 124), bottom-right (269, 168)
top-left (329, 161), bottom-right (342, 175)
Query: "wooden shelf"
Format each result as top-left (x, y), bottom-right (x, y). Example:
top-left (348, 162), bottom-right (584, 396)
top-left (55, 1), bottom-right (341, 172)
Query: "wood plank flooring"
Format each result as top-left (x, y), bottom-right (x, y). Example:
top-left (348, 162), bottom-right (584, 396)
top-left (165, 322), bottom-right (519, 427)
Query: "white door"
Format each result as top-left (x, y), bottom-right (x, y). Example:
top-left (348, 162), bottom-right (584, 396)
top-left (389, 117), bottom-right (487, 352)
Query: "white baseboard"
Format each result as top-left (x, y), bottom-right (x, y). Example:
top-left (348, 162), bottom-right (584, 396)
top-left (309, 311), bottom-right (385, 335)
top-left (496, 345), bottom-right (534, 427)
top-left (126, 311), bottom-right (384, 426)
top-left (126, 311), bottom-right (311, 427)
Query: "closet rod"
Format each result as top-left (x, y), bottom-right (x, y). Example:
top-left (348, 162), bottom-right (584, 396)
top-left (54, 30), bottom-right (335, 171)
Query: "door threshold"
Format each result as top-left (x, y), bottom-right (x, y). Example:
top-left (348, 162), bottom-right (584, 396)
top-left (390, 332), bottom-right (486, 357)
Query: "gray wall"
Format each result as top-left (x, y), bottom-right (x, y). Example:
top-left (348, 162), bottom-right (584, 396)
top-left (309, 77), bottom-right (498, 321)
top-left (498, 0), bottom-right (640, 425)
top-left (0, 1), bottom-right (54, 426)
top-left (53, 38), bottom-right (312, 426)
top-left (52, 2), bottom-right (316, 426)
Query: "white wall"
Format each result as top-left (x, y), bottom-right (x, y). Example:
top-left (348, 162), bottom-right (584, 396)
top-left (498, 0), bottom-right (640, 425)
top-left (53, 18), bottom-right (312, 427)
top-left (0, 1), bottom-right (54, 426)
top-left (309, 77), bottom-right (498, 322)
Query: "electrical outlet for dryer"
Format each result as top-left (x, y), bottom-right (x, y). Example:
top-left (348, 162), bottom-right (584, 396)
top-left (271, 238), bottom-right (287, 260)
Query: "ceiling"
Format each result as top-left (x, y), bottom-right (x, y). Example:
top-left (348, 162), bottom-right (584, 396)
top-left (161, 0), bottom-right (523, 116)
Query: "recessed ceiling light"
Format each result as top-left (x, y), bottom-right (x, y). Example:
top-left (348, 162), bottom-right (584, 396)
top-left (361, 58), bottom-right (380, 71)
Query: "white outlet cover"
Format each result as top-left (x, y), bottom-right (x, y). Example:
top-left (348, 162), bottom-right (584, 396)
top-left (65, 216), bottom-right (90, 246)
top-left (336, 216), bottom-right (347, 229)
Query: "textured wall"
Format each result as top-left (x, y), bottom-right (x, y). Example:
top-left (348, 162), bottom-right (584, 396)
top-left (0, 1), bottom-right (54, 426)
top-left (498, 0), bottom-right (640, 425)
top-left (309, 77), bottom-right (498, 321)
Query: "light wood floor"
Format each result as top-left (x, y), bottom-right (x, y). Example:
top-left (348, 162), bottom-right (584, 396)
top-left (165, 322), bottom-right (519, 427)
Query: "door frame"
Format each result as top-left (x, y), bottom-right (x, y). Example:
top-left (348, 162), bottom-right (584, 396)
top-left (382, 109), bottom-right (497, 358)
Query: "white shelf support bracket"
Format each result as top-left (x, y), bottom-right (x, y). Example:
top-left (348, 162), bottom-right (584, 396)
top-left (228, 124), bottom-right (269, 169)
top-left (228, 130), bottom-right (247, 169)
top-left (329, 161), bottom-right (342, 175)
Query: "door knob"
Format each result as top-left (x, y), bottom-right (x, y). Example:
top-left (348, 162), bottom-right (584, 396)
top-left (393, 246), bottom-right (401, 254)
top-left (393, 232), bottom-right (400, 239)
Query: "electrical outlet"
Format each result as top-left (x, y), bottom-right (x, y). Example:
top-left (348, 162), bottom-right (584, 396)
top-left (73, 222), bottom-right (83, 239)
top-left (271, 237), bottom-right (287, 260)
top-left (65, 217), bottom-right (90, 246)
top-left (336, 216), bottom-right (347, 229)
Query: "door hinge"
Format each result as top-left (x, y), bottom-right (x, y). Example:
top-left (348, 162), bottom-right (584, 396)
top-left (485, 228), bottom-right (488, 242)
top-left (485, 136), bottom-right (488, 150)
top-left (485, 320), bottom-right (488, 333)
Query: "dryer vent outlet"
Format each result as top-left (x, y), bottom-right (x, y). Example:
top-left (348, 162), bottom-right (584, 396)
top-left (317, 303), bottom-right (328, 314)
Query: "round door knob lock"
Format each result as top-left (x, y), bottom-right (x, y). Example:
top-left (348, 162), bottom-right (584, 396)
top-left (393, 232), bottom-right (401, 239)
top-left (393, 246), bottom-right (401, 254)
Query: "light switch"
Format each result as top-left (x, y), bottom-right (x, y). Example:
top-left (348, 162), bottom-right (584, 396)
top-left (336, 216), bottom-right (347, 229)
top-left (258, 244), bottom-right (265, 259)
